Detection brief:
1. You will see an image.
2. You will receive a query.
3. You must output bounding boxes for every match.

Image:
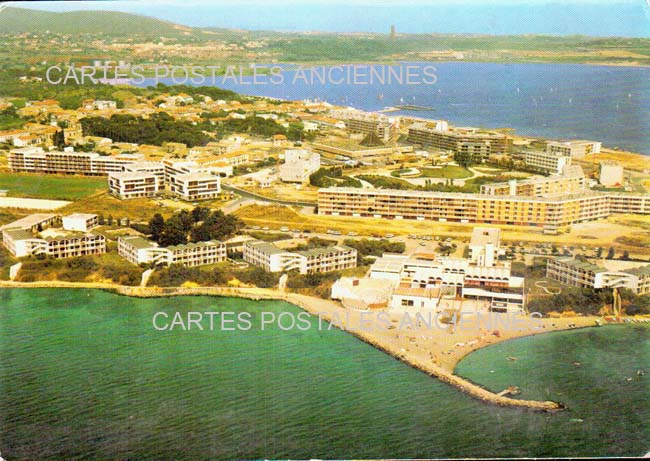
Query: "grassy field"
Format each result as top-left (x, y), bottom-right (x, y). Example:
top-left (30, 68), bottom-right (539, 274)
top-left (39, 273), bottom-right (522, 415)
top-left (420, 166), bottom-right (473, 179)
top-left (61, 192), bottom-right (174, 222)
top-left (0, 173), bottom-right (107, 200)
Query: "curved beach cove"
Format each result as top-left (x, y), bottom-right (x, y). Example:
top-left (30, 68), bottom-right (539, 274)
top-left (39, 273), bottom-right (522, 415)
top-left (1, 289), bottom-right (649, 459)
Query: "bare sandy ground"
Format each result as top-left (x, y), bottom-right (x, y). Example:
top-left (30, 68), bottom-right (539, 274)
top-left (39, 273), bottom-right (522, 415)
top-left (0, 197), bottom-right (70, 210)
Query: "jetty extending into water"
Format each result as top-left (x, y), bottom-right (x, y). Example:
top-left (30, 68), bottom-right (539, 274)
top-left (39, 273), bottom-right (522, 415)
top-left (1, 281), bottom-right (605, 412)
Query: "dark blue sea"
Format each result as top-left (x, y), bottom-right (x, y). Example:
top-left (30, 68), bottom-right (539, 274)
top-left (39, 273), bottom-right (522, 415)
top-left (144, 62), bottom-right (650, 155)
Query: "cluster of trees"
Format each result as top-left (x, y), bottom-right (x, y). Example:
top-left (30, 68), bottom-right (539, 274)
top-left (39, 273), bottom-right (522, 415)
top-left (147, 207), bottom-right (243, 247)
top-left (215, 116), bottom-right (312, 142)
top-left (148, 264), bottom-right (279, 289)
top-left (290, 237), bottom-right (337, 252)
top-left (80, 112), bottom-right (212, 147)
top-left (17, 256), bottom-right (141, 285)
top-left (0, 105), bottom-right (27, 130)
top-left (309, 167), bottom-right (362, 188)
top-left (149, 83), bottom-right (243, 103)
top-left (342, 238), bottom-right (406, 265)
top-left (526, 287), bottom-right (638, 316)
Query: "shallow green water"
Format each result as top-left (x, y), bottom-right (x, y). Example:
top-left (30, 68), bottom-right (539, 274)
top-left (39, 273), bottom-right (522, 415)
top-left (0, 289), bottom-right (648, 459)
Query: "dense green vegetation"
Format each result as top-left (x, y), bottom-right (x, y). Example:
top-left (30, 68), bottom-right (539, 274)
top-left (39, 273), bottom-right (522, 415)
top-left (0, 173), bottom-right (107, 200)
top-left (148, 207), bottom-right (243, 247)
top-left (0, 106), bottom-right (26, 130)
top-left (0, 7), bottom-right (192, 36)
top-left (16, 255), bottom-right (142, 285)
top-left (526, 287), bottom-right (640, 316)
top-left (310, 167), bottom-right (362, 188)
top-left (343, 238), bottom-right (406, 264)
top-left (216, 117), bottom-right (313, 142)
top-left (81, 113), bottom-right (212, 147)
top-left (148, 264), bottom-right (279, 289)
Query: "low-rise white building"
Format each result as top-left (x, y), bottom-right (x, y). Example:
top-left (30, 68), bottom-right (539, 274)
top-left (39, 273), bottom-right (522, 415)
top-left (62, 213), bottom-right (99, 232)
top-left (118, 236), bottom-right (226, 267)
top-left (546, 257), bottom-right (650, 295)
top-left (243, 239), bottom-right (357, 274)
top-left (599, 161), bottom-right (624, 187)
top-left (279, 149), bottom-right (320, 183)
top-left (523, 149), bottom-right (571, 175)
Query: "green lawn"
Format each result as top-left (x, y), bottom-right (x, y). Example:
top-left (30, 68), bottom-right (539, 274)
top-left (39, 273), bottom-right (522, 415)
top-left (0, 173), bottom-right (107, 200)
top-left (420, 165), bottom-right (472, 179)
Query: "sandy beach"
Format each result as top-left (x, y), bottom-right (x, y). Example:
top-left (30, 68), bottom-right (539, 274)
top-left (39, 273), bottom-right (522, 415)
top-left (0, 280), bottom-right (606, 411)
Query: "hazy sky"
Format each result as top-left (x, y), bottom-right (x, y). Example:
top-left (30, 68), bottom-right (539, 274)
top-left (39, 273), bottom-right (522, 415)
top-left (7, 0), bottom-right (650, 37)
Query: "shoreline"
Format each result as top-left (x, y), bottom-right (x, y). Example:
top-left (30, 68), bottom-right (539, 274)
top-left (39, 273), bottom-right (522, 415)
top-left (0, 280), bottom-right (610, 412)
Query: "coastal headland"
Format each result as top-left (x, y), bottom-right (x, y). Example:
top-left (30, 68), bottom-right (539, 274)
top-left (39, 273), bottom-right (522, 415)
top-left (0, 281), bottom-right (605, 412)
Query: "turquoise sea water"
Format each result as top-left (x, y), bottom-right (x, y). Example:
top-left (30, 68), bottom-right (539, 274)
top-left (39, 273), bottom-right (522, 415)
top-left (0, 288), bottom-right (649, 459)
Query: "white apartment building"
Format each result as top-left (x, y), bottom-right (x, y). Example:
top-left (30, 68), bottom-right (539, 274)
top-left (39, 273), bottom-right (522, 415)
top-left (168, 172), bottom-right (221, 201)
top-left (243, 239), bottom-right (357, 274)
top-left (8, 147), bottom-right (140, 175)
top-left (108, 171), bottom-right (161, 199)
top-left (279, 149), bottom-right (321, 183)
top-left (2, 219), bottom-right (106, 259)
top-left (599, 161), bottom-right (624, 187)
top-left (546, 140), bottom-right (601, 159)
top-left (118, 236), bottom-right (226, 267)
top-left (62, 213), bottom-right (99, 232)
top-left (547, 257), bottom-right (650, 295)
top-left (330, 109), bottom-right (400, 142)
top-left (124, 161), bottom-right (166, 184)
top-left (522, 149), bottom-right (571, 174)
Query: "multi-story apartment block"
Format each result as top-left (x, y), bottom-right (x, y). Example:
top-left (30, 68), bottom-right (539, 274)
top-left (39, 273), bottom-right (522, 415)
top-left (480, 165), bottom-right (587, 197)
top-left (8, 147), bottom-right (140, 176)
top-left (468, 227), bottom-right (502, 267)
top-left (279, 149), bottom-right (321, 183)
top-left (2, 214), bottom-right (106, 258)
top-left (243, 239), bottom-right (357, 274)
top-left (118, 236), bottom-right (226, 267)
top-left (522, 149), bottom-right (571, 174)
top-left (108, 171), bottom-right (161, 199)
top-left (546, 257), bottom-right (650, 295)
top-left (330, 109), bottom-right (400, 142)
top-left (123, 161), bottom-right (166, 184)
top-left (317, 187), bottom-right (649, 233)
top-left (546, 140), bottom-right (601, 159)
top-left (168, 172), bottom-right (220, 201)
top-left (407, 122), bottom-right (507, 160)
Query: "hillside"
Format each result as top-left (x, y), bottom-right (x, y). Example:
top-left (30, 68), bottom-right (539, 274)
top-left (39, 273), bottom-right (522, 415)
top-left (0, 7), bottom-right (194, 36)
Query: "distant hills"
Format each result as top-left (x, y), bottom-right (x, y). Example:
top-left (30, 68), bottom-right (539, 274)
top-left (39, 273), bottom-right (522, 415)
top-left (0, 7), bottom-right (193, 36)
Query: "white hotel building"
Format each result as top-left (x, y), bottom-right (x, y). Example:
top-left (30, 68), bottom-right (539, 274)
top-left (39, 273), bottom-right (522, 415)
top-left (2, 213), bottom-right (105, 258)
top-left (118, 236), bottom-right (226, 267)
top-left (243, 239), bottom-right (357, 274)
top-left (8, 147), bottom-right (140, 175)
top-left (332, 227), bottom-right (524, 312)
